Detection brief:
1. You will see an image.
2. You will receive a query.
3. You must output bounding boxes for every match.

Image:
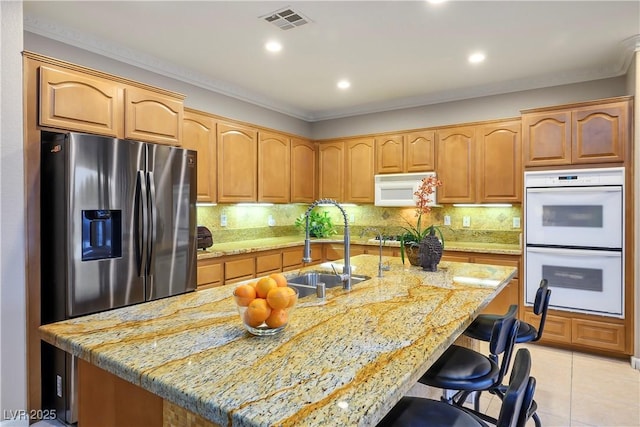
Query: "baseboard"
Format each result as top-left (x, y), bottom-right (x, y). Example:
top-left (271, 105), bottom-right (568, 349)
top-left (631, 356), bottom-right (640, 370)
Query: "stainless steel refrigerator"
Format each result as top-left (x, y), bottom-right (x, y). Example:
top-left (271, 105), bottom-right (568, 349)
top-left (40, 131), bottom-right (197, 423)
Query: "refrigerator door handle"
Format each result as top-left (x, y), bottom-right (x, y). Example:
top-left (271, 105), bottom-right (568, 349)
top-left (147, 171), bottom-right (158, 273)
top-left (135, 171), bottom-right (148, 276)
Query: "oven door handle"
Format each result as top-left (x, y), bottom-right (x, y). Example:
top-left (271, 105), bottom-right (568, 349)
top-left (526, 186), bottom-right (621, 193)
top-left (526, 246), bottom-right (622, 257)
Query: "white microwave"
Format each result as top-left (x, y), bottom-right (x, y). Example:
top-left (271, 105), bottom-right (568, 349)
top-left (374, 172), bottom-right (436, 207)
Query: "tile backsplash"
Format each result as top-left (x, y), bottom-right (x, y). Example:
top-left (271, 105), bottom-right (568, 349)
top-left (197, 204), bottom-right (522, 245)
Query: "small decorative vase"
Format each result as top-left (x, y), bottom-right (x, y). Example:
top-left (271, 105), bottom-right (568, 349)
top-left (404, 244), bottom-right (421, 266)
top-left (419, 228), bottom-right (443, 272)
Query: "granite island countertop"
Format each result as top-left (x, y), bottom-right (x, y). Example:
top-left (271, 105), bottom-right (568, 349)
top-left (197, 235), bottom-right (521, 260)
top-left (40, 254), bottom-right (517, 427)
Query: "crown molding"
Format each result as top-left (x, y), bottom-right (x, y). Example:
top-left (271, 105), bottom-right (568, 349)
top-left (23, 16), bottom-right (639, 123)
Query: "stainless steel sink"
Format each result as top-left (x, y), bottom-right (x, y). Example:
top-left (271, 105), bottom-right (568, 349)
top-left (287, 272), bottom-right (371, 298)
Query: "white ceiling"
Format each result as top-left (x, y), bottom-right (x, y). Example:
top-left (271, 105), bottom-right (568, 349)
top-left (23, 1), bottom-right (640, 122)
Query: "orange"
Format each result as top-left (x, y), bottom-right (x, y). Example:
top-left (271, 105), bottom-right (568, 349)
top-left (243, 298), bottom-right (271, 327)
top-left (284, 286), bottom-right (298, 308)
top-left (266, 287), bottom-right (291, 310)
top-left (269, 273), bottom-right (288, 287)
top-left (247, 280), bottom-right (258, 290)
top-left (255, 276), bottom-right (278, 299)
top-left (265, 309), bottom-right (288, 328)
top-left (233, 284), bottom-right (256, 307)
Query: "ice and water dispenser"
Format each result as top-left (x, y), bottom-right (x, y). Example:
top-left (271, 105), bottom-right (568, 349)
top-left (81, 209), bottom-right (122, 261)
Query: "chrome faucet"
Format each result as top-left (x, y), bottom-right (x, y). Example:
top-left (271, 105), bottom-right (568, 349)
top-left (302, 199), bottom-right (352, 290)
top-left (361, 227), bottom-right (389, 277)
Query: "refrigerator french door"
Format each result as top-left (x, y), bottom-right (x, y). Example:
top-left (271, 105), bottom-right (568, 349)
top-left (40, 131), bottom-right (197, 423)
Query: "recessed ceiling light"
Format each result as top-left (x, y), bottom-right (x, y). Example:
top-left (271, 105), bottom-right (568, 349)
top-left (337, 80), bottom-right (351, 89)
top-left (265, 41), bottom-right (282, 53)
top-left (468, 52), bottom-right (486, 64)
top-left (427, 0), bottom-right (447, 4)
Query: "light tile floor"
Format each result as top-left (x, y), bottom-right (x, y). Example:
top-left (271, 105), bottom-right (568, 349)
top-left (407, 342), bottom-right (640, 427)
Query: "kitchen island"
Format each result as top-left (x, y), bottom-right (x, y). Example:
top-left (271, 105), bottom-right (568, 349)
top-left (39, 255), bottom-right (517, 427)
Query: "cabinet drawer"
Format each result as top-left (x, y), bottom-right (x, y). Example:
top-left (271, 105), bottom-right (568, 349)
top-left (282, 248), bottom-right (303, 269)
top-left (197, 261), bottom-right (223, 287)
top-left (256, 253), bottom-right (282, 275)
top-left (441, 252), bottom-right (471, 263)
top-left (572, 318), bottom-right (625, 353)
top-left (225, 258), bottom-right (255, 281)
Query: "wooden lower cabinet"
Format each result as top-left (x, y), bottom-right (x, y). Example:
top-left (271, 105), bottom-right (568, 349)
top-left (324, 244), bottom-right (367, 261)
top-left (224, 257), bottom-right (255, 284)
top-left (282, 244), bottom-right (322, 271)
top-left (196, 259), bottom-right (223, 290)
top-left (256, 252), bottom-right (282, 275)
top-left (524, 308), bottom-right (627, 354)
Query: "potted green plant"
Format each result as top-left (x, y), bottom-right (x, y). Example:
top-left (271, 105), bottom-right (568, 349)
top-left (399, 176), bottom-right (444, 265)
top-left (294, 209), bottom-right (337, 238)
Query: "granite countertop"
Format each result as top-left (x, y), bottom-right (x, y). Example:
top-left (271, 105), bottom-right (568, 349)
top-left (40, 255), bottom-right (517, 427)
top-left (197, 236), bottom-right (521, 260)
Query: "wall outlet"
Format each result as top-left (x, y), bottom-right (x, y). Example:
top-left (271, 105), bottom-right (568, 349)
top-left (349, 214), bottom-right (355, 223)
top-left (268, 215), bottom-right (276, 227)
top-left (512, 217), bottom-right (521, 228)
top-left (444, 215), bottom-right (451, 226)
top-left (462, 216), bottom-right (471, 227)
top-left (220, 214), bottom-right (227, 227)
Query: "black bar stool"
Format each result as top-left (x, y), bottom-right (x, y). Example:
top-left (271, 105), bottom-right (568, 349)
top-left (418, 313), bottom-right (520, 412)
top-left (377, 348), bottom-right (536, 427)
top-left (463, 279), bottom-right (551, 427)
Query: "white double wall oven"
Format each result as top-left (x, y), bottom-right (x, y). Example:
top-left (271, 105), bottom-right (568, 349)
top-left (524, 167), bottom-right (625, 317)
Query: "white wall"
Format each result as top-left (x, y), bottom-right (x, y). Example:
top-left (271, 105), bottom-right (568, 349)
top-left (23, 32), bottom-right (313, 138)
top-left (310, 77), bottom-right (628, 140)
top-left (0, 0), bottom-right (27, 424)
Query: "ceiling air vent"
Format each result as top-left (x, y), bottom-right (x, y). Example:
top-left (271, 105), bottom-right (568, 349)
top-left (261, 7), bottom-right (310, 30)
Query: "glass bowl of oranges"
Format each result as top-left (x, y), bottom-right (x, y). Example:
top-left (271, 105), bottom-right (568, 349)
top-left (233, 273), bottom-right (298, 336)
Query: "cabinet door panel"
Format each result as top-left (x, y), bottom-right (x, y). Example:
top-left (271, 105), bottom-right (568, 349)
top-left (256, 253), bottom-right (283, 275)
top-left (526, 311), bottom-right (571, 344)
top-left (405, 130), bottom-right (435, 172)
top-left (477, 121), bottom-right (521, 202)
top-left (375, 135), bottom-right (404, 174)
top-left (124, 87), bottom-right (183, 145)
top-left (225, 257), bottom-right (255, 282)
top-left (291, 138), bottom-right (316, 203)
top-left (182, 111), bottom-right (216, 203)
top-left (39, 66), bottom-right (123, 137)
top-left (217, 123), bottom-right (258, 202)
top-left (259, 131), bottom-right (290, 203)
top-left (345, 138), bottom-right (375, 203)
top-left (523, 112), bottom-right (571, 166)
top-left (572, 104), bottom-right (627, 164)
top-left (436, 126), bottom-right (476, 203)
top-left (197, 261), bottom-right (223, 289)
top-left (318, 142), bottom-right (344, 201)
top-left (571, 318), bottom-right (625, 352)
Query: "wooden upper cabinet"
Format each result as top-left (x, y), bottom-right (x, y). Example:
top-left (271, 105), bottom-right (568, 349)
top-left (375, 135), bottom-right (404, 174)
top-left (375, 130), bottom-right (435, 174)
top-left (405, 130), bottom-right (435, 172)
top-left (291, 138), bottom-right (316, 203)
top-left (258, 131), bottom-right (290, 203)
top-left (39, 65), bottom-right (123, 137)
top-left (522, 111), bottom-right (572, 167)
top-left (436, 126), bottom-right (476, 203)
top-left (217, 122), bottom-right (258, 203)
top-left (522, 97), bottom-right (630, 167)
top-left (182, 110), bottom-right (216, 203)
top-left (124, 87), bottom-right (183, 146)
top-left (572, 102), bottom-right (627, 164)
top-left (477, 120), bottom-right (522, 202)
top-left (345, 137), bottom-right (375, 203)
top-left (318, 141), bottom-right (344, 201)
